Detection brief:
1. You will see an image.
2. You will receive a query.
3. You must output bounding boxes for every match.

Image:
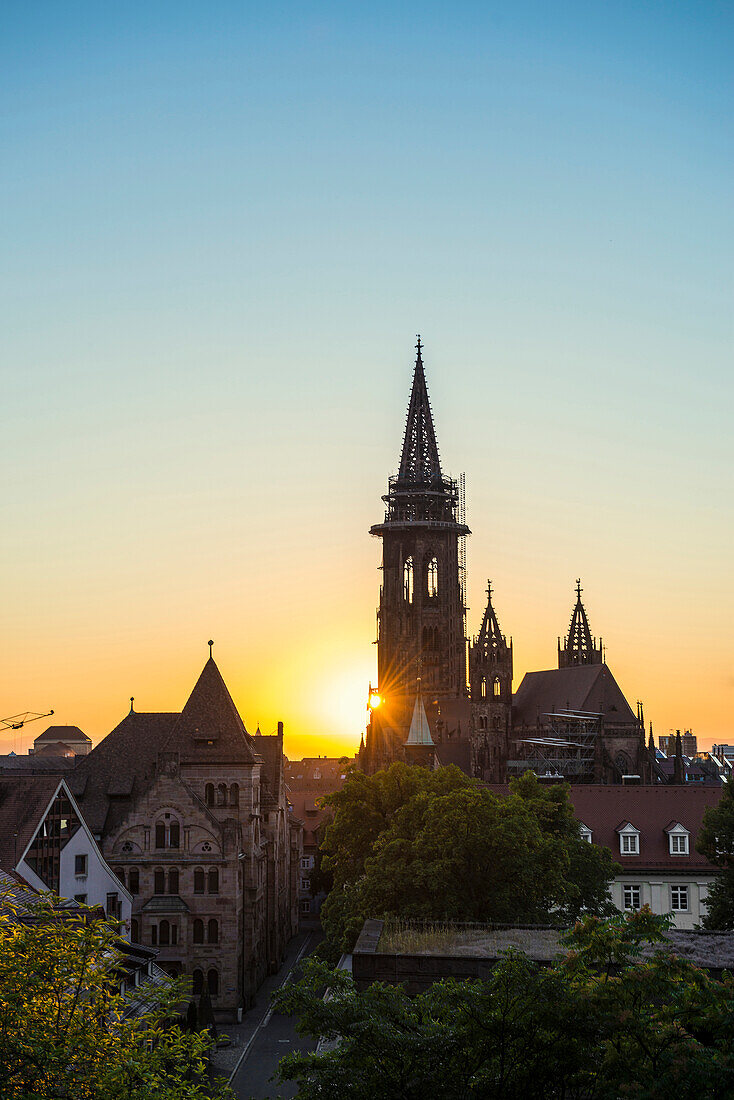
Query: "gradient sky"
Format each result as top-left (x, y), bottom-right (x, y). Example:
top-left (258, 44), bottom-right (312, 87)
top-left (1, 2), bottom-right (732, 760)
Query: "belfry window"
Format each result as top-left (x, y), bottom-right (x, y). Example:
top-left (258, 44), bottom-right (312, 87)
top-left (493, 678), bottom-right (501, 698)
top-left (403, 557), bottom-right (414, 603)
top-left (427, 557), bottom-right (438, 598)
top-left (481, 678), bottom-right (487, 699)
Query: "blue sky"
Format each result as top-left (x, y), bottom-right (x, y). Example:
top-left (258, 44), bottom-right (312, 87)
top-left (1, 1), bottom-right (732, 753)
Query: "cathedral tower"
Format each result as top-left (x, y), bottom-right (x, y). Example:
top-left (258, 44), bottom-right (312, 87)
top-left (469, 582), bottom-right (513, 780)
top-left (558, 580), bottom-right (603, 668)
top-left (364, 339), bottom-right (470, 769)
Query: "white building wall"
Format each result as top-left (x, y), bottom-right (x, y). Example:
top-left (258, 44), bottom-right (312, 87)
top-left (611, 875), bottom-right (714, 930)
top-left (60, 826), bottom-right (132, 928)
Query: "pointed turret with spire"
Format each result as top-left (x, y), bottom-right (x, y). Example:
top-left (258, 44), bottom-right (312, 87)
top-left (469, 582), bottom-right (513, 780)
top-left (363, 338), bottom-right (472, 773)
top-left (558, 580), bottom-right (603, 668)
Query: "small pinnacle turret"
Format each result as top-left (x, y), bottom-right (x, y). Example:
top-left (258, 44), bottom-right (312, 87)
top-left (558, 580), bottom-right (603, 668)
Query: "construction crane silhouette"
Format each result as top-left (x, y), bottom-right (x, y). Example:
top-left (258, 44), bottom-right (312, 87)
top-left (1, 710), bottom-right (54, 731)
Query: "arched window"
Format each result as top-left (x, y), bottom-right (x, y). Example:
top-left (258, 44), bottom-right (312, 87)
top-left (493, 715), bottom-right (501, 731)
top-left (194, 868), bottom-right (205, 894)
top-left (481, 678), bottom-right (487, 699)
top-left (193, 919), bottom-right (204, 944)
top-left (207, 969), bottom-right (219, 995)
top-left (169, 820), bottom-right (180, 848)
top-left (171, 923), bottom-right (178, 945)
top-left (479, 715), bottom-right (487, 731)
top-left (422, 626), bottom-right (428, 651)
top-left (154, 869), bottom-right (165, 895)
top-left (432, 627), bottom-right (438, 650)
top-left (493, 678), bottom-right (501, 698)
top-left (128, 868), bottom-right (139, 895)
top-left (205, 783), bottom-right (215, 806)
top-left (130, 918), bottom-right (139, 943)
top-left (117, 868), bottom-right (125, 889)
top-left (217, 784), bottom-right (226, 807)
top-left (159, 920), bottom-right (170, 946)
top-left (230, 783), bottom-right (239, 807)
top-left (192, 969), bottom-right (204, 995)
top-left (208, 919), bottom-right (218, 944)
top-left (208, 867), bottom-right (219, 894)
top-left (615, 752), bottom-right (630, 776)
top-left (151, 924), bottom-right (157, 946)
top-left (155, 822), bottom-right (166, 849)
top-left (168, 868), bottom-right (179, 894)
top-left (403, 557), bottom-right (413, 603)
top-left (427, 557), bottom-right (438, 598)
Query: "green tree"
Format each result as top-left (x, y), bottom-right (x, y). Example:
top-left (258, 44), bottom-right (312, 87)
top-left (272, 911), bottom-right (734, 1100)
top-left (319, 766), bottom-right (617, 956)
top-left (0, 890), bottom-right (231, 1100)
top-left (697, 777), bottom-right (734, 929)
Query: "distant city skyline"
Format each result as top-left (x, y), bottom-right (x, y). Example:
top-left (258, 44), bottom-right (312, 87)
top-left (2, 2), bottom-right (732, 759)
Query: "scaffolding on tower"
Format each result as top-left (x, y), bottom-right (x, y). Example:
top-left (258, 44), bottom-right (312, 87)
top-left (506, 710), bottom-right (602, 782)
top-left (458, 471), bottom-right (467, 613)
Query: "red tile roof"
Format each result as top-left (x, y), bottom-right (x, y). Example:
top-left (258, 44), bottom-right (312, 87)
top-left (568, 785), bottom-right (721, 871)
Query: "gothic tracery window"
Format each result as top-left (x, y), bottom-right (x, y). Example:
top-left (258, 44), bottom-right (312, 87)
top-left (403, 557), bottom-right (414, 603)
top-left (493, 678), bottom-right (501, 698)
top-left (427, 557), bottom-right (438, 597)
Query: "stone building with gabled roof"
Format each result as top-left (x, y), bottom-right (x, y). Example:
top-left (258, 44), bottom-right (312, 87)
top-left (68, 651), bottom-right (301, 1019)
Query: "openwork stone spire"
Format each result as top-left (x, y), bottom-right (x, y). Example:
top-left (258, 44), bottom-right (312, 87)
top-left (476, 581), bottom-right (507, 654)
top-left (397, 336), bottom-right (443, 486)
top-left (558, 580), bottom-right (603, 668)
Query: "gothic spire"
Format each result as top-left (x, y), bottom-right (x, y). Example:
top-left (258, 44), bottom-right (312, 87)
top-left (558, 580), bottom-right (603, 669)
top-left (476, 581), bottom-right (508, 653)
top-left (404, 680), bottom-right (434, 746)
top-left (397, 336), bottom-right (443, 485)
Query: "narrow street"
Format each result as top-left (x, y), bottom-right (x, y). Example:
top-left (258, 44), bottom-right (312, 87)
top-left (227, 931), bottom-right (321, 1099)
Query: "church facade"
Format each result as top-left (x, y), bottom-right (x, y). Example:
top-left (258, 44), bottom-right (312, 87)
top-left (359, 342), bottom-right (658, 786)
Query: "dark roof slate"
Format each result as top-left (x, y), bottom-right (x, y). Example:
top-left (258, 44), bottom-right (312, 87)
top-left (162, 658), bottom-right (256, 765)
top-left (0, 776), bottom-right (62, 870)
top-left (69, 712), bottom-right (180, 835)
top-left (35, 725), bottom-right (91, 744)
top-left (513, 664), bottom-right (637, 727)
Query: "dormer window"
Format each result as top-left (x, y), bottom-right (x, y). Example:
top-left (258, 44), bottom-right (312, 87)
top-left (579, 824), bottom-right (592, 844)
top-left (665, 823), bottom-right (690, 856)
top-left (617, 823), bottom-right (640, 855)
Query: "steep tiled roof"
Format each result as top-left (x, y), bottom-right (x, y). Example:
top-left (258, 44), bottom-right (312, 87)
top-left (162, 658), bottom-right (256, 765)
top-left (568, 785), bottom-right (720, 871)
top-left (0, 756), bottom-right (77, 775)
top-left (35, 725), bottom-right (91, 744)
top-left (513, 664), bottom-right (637, 727)
top-left (0, 777), bottom-right (61, 870)
top-left (69, 713), bottom-right (180, 835)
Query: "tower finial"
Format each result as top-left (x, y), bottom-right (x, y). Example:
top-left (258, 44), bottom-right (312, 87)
top-left (576, 578), bottom-right (582, 600)
top-left (208, 639), bottom-right (214, 659)
top-left (129, 696), bottom-right (134, 714)
top-left (415, 334), bottom-right (422, 362)
top-left (487, 579), bottom-right (492, 602)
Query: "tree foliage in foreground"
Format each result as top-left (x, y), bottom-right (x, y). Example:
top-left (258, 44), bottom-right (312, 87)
top-left (697, 776), bottom-right (734, 929)
top-left (272, 910), bottom-right (734, 1100)
top-left (0, 891), bottom-right (231, 1100)
top-left (319, 765), bottom-right (618, 957)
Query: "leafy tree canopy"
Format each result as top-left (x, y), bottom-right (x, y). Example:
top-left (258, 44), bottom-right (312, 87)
top-left (697, 777), bottom-right (734, 929)
top-left (319, 765), bottom-right (618, 957)
top-left (273, 910), bottom-right (734, 1100)
top-left (0, 890), bottom-right (231, 1100)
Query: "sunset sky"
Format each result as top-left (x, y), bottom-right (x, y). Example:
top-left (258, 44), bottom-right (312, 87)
top-left (2, 2), bottom-right (732, 760)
